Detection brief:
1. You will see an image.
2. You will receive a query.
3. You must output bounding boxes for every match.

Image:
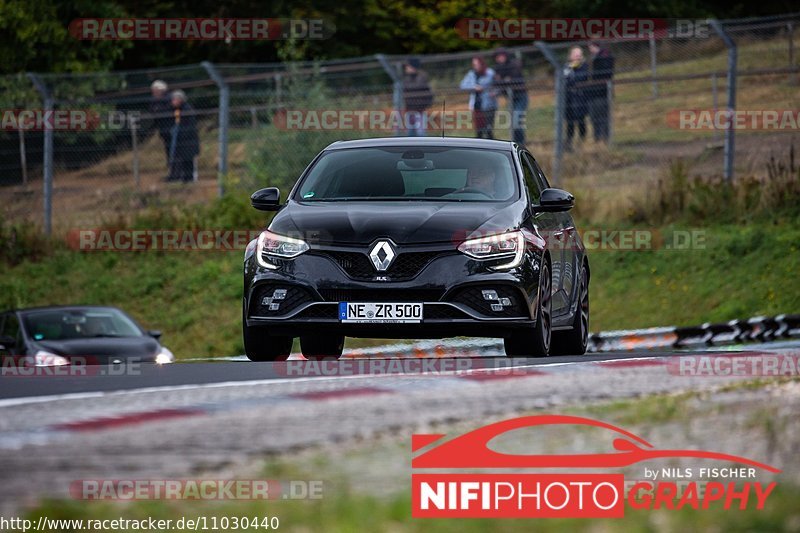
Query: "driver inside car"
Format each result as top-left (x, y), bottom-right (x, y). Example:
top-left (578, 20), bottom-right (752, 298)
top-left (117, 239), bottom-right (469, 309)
top-left (457, 165), bottom-right (499, 198)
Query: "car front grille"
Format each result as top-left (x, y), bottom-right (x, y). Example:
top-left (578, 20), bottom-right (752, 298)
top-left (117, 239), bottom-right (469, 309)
top-left (294, 305), bottom-right (339, 320)
top-left (423, 305), bottom-right (472, 320)
top-left (448, 285), bottom-right (529, 318)
top-left (318, 288), bottom-right (445, 302)
top-left (316, 250), bottom-right (447, 280)
top-left (251, 283), bottom-right (314, 317)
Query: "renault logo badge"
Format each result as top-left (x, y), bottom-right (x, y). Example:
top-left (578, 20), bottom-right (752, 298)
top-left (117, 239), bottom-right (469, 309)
top-left (369, 240), bottom-right (396, 271)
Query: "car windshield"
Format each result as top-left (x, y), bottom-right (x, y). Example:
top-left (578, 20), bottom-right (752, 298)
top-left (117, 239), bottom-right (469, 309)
top-left (21, 308), bottom-right (143, 341)
top-left (295, 147), bottom-right (518, 202)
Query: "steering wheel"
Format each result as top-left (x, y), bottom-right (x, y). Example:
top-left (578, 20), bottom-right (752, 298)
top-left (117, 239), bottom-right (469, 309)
top-left (455, 187), bottom-right (494, 199)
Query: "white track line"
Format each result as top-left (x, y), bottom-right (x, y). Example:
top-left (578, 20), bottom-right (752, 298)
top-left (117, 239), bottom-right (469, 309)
top-left (0, 356), bottom-right (663, 408)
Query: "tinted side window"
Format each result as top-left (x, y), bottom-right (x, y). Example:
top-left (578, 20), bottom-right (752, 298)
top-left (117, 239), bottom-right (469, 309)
top-left (531, 159), bottom-right (551, 190)
top-left (520, 153), bottom-right (543, 204)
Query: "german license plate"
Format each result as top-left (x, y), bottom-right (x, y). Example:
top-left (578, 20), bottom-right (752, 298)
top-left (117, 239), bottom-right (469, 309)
top-left (339, 302), bottom-right (423, 323)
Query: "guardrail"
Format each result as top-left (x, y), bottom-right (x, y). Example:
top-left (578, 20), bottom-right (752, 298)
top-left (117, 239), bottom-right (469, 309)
top-left (342, 314), bottom-right (800, 358)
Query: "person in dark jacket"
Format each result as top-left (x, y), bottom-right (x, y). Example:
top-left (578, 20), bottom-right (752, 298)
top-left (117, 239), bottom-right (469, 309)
top-left (168, 90), bottom-right (200, 183)
top-left (563, 46), bottom-right (589, 151)
top-left (149, 80), bottom-right (172, 166)
top-left (588, 41), bottom-right (615, 143)
top-left (402, 57), bottom-right (434, 136)
top-left (493, 48), bottom-right (528, 145)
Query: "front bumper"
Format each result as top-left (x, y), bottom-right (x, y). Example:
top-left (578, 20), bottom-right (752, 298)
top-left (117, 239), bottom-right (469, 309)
top-left (244, 244), bottom-right (541, 339)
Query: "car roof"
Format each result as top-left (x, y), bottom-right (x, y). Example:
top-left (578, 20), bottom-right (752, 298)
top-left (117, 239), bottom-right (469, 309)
top-left (324, 136), bottom-right (519, 151)
top-left (5, 305), bottom-right (124, 315)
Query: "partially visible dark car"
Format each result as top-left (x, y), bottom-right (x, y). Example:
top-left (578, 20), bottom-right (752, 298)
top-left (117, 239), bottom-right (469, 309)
top-left (243, 137), bottom-right (589, 360)
top-left (0, 306), bottom-right (174, 366)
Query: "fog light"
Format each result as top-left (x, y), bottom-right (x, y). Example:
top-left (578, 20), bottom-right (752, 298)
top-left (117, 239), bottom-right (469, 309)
top-left (273, 289), bottom-right (287, 300)
top-left (482, 290), bottom-right (499, 301)
top-left (500, 297), bottom-right (512, 306)
top-left (269, 303), bottom-right (281, 311)
top-left (491, 304), bottom-right (504, 312)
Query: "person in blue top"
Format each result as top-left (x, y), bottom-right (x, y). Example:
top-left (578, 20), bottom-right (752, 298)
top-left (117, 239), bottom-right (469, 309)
top-left (460, 56), bottom-right (497, 139)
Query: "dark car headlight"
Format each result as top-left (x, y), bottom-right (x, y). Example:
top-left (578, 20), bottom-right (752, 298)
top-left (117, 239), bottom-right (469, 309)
top-left (256, 230), bottom-right (310, 269)
top-left (457, 230), bottom-right (525, 270)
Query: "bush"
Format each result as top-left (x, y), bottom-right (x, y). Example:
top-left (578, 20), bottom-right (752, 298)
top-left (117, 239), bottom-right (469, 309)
top-left (630, 145), bottom-right (800, 225)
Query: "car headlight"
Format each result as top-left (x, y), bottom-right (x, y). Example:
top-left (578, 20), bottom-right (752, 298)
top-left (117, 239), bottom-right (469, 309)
top-left (457, 230), bottom-right (525, 270)
top-left (155, 346), bottom-right (174, 365)
top-left (33, 350), bottom-right (70, 367)
top-left (256, 230), bottom-right (310, 269)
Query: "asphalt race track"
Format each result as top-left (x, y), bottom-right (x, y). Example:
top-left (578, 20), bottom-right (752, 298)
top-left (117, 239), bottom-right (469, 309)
top-left (1, 339), bottom-right (798, 514)
top-left (0, 349), bottom-right (709, 400)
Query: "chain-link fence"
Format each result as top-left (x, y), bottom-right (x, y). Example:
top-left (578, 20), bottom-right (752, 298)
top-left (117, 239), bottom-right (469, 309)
top-left (1, 13), bottom-right (798, 232)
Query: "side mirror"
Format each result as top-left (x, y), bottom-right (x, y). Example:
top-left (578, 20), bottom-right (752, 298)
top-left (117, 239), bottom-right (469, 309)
top-left (534, 188), bottom-right (574, 212)
top-left (0, 335), bottom-right (15, 351)
top-left (148, 330), bottom-right (162, 340)
top-left (251, 187), bottom-right (282, 211)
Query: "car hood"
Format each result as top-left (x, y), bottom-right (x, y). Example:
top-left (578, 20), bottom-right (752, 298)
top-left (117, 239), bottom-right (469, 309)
top-left (270, 200), bottom-right (524, 245)
top-left (35, 337), bottom-right (159, 361)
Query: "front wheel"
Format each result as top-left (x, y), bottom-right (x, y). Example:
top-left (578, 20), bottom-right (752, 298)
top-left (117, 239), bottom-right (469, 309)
top-left (504, 259), bottom-right (552, 357)
top-left (243, 324), bottom-right (293, 362)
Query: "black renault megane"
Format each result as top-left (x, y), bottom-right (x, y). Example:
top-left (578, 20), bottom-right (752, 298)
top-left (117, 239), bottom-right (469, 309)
top-left (243, 137), bottom-right (589, 360)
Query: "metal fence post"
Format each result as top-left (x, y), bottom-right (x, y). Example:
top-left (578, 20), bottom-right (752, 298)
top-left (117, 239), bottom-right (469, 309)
top-left (201, 61), bottom-right (228, 197)
top-left (709, 19), bottom-right (737, 182)
top-left (789, 22), bottom-right (796, 85)
top-left (27, 73), bottom-right (53, 235)
top-left (131, 119), bottom-right (140, 189)
top-left (375, 54), bottom-right (403, 136)
top-left (535, 41), bottom-right (563, 185)
top-left (711, 72), bottom-right (720, 144)
top-left (649, 35), bottom-right (658, 98)
top-left (18, 129), bottom-right (28, 186)
top-left (606, 80), bottom-right (614, 147)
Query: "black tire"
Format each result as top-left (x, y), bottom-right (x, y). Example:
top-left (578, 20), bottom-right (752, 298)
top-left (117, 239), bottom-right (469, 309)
top-left (243, 324), bottom-right (292, 362)
top-left (300, 335), bottom-right (345, 360)
top-left (504, 259), bottom-right (552, 357)
top-left (551, 262), bottom-right (590, 356)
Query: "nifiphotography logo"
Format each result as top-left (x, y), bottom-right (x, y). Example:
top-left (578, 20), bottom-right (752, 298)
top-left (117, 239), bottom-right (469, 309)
top-left (411, 415), bottom-right (779, 518)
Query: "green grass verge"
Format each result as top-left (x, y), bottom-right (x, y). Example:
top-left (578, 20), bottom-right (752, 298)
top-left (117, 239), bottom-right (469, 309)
top-left (587, 219), bottom-right (800, 331)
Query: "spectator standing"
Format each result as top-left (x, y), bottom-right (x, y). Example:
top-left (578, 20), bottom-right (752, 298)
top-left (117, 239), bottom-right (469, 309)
top-left (563, 46), bottom-right (589, 152)
top-left (402, 57), bottom-right (434, 136)
top-left (460, 57), bottom-right (497, 139)
top-left (493, 48), bottom-right (528, 145)
top-left (588, 41), bottom-right (615, 143)
top-left (168, 90), bottom-right (200, 183)
top-left (149, 80), bottom-right (172, 169)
